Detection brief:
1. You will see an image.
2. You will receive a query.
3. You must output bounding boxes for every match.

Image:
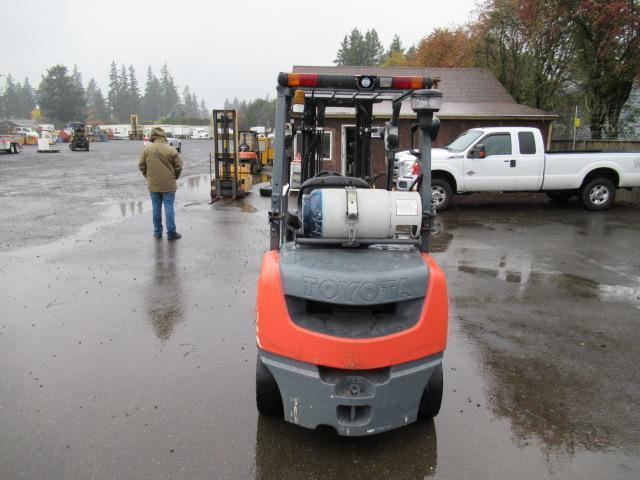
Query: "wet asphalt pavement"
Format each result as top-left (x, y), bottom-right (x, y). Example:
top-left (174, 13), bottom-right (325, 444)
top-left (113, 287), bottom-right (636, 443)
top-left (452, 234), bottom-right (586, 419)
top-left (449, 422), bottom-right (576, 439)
top-left (1, 141), bottom-right (639, 479)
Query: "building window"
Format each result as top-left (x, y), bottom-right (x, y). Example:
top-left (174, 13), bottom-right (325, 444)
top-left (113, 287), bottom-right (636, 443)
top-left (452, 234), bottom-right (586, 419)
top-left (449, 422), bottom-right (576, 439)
top-left (294, 130), bottom-right (332, 161)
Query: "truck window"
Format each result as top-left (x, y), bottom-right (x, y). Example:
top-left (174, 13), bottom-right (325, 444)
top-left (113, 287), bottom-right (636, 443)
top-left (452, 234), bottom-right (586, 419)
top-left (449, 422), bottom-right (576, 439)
top-left (483, 134), bottom-right (511, 156)
top-left (518, 132), bottom-right (536, 154)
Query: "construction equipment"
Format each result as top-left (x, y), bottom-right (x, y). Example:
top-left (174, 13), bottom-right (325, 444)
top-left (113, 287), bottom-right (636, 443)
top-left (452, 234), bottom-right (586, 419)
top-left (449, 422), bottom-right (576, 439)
top-left (255, 72), bottom-right (447, 436)
top-left (129, 115), bottom-right (144, 140)
top-left (238, 130), bottom-right (262, 174)
top-left (69, 122), bottom-right (90, 151)
top-left (257, 135), bottom-right (275, 167)
top-left (210, 110), bottom-right (253, 200)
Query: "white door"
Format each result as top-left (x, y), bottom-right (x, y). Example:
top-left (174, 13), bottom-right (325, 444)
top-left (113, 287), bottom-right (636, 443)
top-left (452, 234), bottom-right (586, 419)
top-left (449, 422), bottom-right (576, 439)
top-left (514, 130), bottom-right (544, 190)
top-left (463, 133), bottom-right (517, 190)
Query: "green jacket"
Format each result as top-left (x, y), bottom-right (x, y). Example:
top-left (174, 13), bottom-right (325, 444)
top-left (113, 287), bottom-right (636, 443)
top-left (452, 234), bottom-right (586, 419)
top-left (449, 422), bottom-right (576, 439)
top-left (138, 137), bottom-right (183, 192)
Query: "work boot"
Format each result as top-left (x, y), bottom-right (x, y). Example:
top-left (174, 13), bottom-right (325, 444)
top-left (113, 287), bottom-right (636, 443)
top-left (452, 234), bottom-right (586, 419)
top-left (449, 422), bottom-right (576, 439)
top-left (167, 232), bottom-right (182, 241)
top-left (154, 233), bottom-right (162, 239)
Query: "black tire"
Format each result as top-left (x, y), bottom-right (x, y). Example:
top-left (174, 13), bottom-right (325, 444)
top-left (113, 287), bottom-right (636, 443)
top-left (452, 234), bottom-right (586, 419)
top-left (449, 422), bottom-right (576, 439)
top-left (419, 363), bottom-right (443, 419)
top-left (546, 191), bottom-right (574, 204)
top-left (580, 177), bottom-right (616, 211)
top-left (256, 355), bottom-right (282, 415)
top-left (431, 178), bottom-right (453, 211)
top-left (259, 185), bottom-right (272, 197)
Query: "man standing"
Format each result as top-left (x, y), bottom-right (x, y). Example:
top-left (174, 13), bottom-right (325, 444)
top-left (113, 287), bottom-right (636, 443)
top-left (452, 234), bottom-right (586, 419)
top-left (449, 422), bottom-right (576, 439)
top-left (138, 127), bottom-right (183, 240)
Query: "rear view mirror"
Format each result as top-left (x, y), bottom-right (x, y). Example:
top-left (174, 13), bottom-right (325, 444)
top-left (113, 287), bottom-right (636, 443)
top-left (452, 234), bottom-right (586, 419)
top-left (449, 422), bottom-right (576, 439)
top-left (284, 123), bottom-right (293, 148)
top-left (384, 125), bottom-right (399, 151)
top-left (470, 143), bottom-right (486, 159)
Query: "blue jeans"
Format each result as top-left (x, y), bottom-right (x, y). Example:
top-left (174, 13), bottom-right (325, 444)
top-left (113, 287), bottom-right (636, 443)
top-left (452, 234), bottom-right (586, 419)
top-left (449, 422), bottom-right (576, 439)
top-left (150, 191), bottom-right (176, 236)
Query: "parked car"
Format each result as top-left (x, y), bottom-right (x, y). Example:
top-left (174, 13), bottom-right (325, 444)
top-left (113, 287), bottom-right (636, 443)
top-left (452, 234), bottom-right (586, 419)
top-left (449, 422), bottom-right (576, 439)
top-left (112, 132), bottom-right (129, 140)
top-left (143, 132), bottom-right (181, 152)
top-left (394, 127), bottom-right (640, 211)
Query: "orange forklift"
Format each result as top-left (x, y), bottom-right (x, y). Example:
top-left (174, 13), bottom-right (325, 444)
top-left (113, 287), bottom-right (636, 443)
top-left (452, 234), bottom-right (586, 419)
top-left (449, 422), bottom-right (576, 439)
top-left (238, 130), bottom-right (262, 174)
top-left (255, 72), bottom-right (448, 436)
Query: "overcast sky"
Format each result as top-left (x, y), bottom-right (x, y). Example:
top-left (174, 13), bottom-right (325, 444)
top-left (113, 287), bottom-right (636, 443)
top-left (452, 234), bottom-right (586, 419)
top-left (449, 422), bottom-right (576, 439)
top-left (1, 0), bottom-right (478, 108)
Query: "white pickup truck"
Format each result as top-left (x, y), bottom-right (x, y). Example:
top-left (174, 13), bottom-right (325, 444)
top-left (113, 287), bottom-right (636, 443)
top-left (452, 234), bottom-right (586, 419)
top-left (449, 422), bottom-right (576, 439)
top-left (394, 127), bottom-right (640, 211)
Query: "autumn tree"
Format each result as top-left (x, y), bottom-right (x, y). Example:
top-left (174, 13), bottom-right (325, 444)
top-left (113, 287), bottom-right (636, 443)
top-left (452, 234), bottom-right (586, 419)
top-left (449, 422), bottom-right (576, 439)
top-left (570, 0), bottom-right (640, 138)
top-left (406, 26), bottom-right (478, 68)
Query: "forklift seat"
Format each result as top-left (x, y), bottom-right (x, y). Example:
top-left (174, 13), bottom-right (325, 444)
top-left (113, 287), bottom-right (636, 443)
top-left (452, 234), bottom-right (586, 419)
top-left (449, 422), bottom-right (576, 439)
top-left (299, 175), bottom-right (370, 197)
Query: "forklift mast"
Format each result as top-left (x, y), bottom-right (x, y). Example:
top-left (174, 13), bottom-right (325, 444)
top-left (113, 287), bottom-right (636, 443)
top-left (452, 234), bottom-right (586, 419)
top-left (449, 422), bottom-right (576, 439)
top-left (269, 72), bottom-right (440, 252)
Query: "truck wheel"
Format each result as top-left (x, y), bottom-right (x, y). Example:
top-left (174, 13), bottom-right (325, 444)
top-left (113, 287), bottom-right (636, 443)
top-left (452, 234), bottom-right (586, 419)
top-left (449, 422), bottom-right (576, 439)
top-left (546, 191), bottom-right (574, 204)
top-left (256, 355), bottom-right (283, 416)
top-left (580, 177), bottom-right (616, 211)
top-left (432, 178), bottom-right (453, 211)
top-left (419, 363), bottom-right (443, 419)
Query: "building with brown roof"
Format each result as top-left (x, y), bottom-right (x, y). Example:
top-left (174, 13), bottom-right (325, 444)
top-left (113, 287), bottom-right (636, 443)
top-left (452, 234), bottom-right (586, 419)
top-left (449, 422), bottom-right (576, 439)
top-left (291, 65), bottom-right (556, 175)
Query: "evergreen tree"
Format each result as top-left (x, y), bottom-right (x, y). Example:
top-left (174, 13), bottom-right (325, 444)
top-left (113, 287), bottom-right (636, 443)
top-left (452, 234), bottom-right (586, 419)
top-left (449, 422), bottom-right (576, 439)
top-left (128, 65), bottom-right (141, 117)
top-left (2, 75), bottom-right (21, 118)
top-left (116, 64), bottom-right (129, 122)
top-left (19, 78), bottom-right (36, 118)
top-left (86, 78), bottom-right (108, 122)
top-left (383, 34), bottom-right (406, 66)
top-left (200, 99), bottom-right (208, 119)
top-left (107, 61), bottom-right (120, 121)
top-left (142, 66), bottom-right (162, 122)
top-left (334, 28), bottom-right (384, 66)
top-left (191, 93), bottom-right (199, 118)
top-left (38, 64), bottom-right (86, 125)
top-left (159, 63), bottom-right (179, 117)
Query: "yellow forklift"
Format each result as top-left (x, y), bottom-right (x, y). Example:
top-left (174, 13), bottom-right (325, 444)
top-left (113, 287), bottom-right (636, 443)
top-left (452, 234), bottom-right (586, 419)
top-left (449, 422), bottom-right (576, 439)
top-left (129, 114), bottom-right (144, 140)
top-left (210, 110), bottom-right (253, 200)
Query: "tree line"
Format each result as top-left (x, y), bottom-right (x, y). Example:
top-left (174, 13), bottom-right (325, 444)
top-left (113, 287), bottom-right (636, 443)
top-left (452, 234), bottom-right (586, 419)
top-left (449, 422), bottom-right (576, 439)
top-left (223, 96), bottom-right (276, 131)
top-left (0, 62), bottom-right (209, 127)
top-left (334, 0), bottom-right (640, 139)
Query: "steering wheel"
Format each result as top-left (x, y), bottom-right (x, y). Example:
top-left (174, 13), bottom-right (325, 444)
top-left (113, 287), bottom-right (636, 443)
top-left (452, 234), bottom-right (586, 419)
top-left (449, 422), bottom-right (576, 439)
top-left (314, 171), bottom-right (342, 177)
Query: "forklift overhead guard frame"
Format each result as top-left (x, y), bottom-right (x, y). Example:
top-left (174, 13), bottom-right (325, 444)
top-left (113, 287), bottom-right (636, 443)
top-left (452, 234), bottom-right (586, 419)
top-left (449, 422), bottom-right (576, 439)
top-left (269, 72), bottom-right (441, 253)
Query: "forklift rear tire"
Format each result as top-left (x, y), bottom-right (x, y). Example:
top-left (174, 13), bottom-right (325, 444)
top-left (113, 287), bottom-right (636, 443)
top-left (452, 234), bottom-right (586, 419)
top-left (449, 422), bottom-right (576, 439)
top-left (256, 355), bottom-right (283, 416)
top-left (418, 363), bottom-right (443, 419)
top-left (259, 186), bottom-right (272, 197)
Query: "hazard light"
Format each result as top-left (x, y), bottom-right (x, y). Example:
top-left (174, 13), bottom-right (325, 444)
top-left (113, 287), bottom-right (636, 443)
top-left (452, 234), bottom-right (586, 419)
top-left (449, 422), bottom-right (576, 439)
top-left (391, 76), bottom-right (429, 90)
top-left (277, 73), bottom-right (433, 91)
top-left (284, 73), bottom-right (319, 87)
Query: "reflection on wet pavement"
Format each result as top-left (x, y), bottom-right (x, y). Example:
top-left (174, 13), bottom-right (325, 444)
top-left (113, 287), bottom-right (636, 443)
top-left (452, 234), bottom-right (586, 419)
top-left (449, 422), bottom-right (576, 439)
top-left (144, 241), bottom-right (184, 340)
top-left (254, 416), bottom-right (437, 479)
top-left (434, 206), bottom-right (640, 460)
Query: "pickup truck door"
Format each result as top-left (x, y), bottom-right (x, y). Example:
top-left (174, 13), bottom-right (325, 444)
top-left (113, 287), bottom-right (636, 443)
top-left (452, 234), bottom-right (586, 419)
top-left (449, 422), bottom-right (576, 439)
top-left (514, 131), bottom-right (544, 190)
top-left (463, 133), bottom-right (516, 190)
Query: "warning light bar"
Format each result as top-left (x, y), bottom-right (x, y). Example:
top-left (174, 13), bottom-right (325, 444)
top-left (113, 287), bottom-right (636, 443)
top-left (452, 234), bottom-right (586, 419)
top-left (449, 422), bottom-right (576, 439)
top-left (277, 73), bottom-right (433, 91)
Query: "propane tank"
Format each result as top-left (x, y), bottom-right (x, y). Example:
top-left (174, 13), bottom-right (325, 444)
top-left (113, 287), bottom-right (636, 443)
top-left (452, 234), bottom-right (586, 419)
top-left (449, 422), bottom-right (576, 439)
top-left (301, 188), bottom-right (422, 239)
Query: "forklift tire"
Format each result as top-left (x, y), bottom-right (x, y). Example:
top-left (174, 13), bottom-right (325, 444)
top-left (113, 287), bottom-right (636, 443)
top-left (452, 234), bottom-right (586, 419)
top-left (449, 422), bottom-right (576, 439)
top-left (418, 363), bottom-right (443, 419)
top-left (259, 185), bottom-right (272, 197)
top-left (256, 355), bottom-right (283, 416)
